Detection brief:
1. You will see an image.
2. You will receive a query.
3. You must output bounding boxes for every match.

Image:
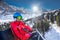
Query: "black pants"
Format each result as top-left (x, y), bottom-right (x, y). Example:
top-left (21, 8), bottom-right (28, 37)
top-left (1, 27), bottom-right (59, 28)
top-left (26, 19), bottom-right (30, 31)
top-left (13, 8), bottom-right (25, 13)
top-left (0, 28), bottom-right (14, 40)
top-left (29, 32), bottom-right (43, 40)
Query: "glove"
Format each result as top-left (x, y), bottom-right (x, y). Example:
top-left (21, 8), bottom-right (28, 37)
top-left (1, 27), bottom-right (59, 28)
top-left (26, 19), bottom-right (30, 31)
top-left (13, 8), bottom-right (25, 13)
top-left (22, 28), bottom-right (29, 32)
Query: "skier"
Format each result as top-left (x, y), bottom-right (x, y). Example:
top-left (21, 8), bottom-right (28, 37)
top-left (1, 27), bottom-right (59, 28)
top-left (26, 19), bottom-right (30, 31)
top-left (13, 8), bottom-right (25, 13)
top-left (10, 12), bottom-right (32, 40)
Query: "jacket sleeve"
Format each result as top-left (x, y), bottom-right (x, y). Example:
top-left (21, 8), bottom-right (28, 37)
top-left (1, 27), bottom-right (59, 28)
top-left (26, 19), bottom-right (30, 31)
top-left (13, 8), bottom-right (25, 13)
top-left (20, 21), bottom-right (32, 32)
top-left (21, 22), bottom-right (32, 32)
top-left (10, 22), bottom-right (23, 39)
top-left (25, 25), bottom-right (32, 32)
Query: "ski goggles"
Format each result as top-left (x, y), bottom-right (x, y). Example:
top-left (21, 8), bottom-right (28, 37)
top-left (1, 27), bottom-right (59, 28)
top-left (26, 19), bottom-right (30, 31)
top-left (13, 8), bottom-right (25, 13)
top-left (17, 16), bottom-right (22, 20)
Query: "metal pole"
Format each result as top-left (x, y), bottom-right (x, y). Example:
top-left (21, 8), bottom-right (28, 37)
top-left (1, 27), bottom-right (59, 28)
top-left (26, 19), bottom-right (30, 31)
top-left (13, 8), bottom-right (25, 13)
top-left (35, 21), bottom-right (46, 40)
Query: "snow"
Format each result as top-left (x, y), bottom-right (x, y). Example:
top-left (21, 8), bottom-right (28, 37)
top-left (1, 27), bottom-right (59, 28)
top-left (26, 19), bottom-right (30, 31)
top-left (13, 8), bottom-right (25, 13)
top-left (50, 23), bottom-right (60, 36)
top-left (45, 27), bottom-right (60, 40)
top-left (0, 11), bottom-right (4, 13)
top-left (26, 21), bottom-right (34, 28)
top-left (45, 22), bottom-right (60, 40)
top-left (0, 5), bottom-right (42, 23)
top-left (0, 12), bottom-right (42, 21)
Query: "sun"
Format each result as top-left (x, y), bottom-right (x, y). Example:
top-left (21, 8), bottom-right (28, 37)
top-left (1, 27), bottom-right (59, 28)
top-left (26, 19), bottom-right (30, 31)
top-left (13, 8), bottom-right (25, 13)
top-left (32, 6), bottom-right (39, 12)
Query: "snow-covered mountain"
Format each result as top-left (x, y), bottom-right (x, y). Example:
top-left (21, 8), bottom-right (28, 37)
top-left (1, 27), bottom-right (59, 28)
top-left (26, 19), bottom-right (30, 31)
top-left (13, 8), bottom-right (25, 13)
top-left (0, 1), bottom-right (43, 23)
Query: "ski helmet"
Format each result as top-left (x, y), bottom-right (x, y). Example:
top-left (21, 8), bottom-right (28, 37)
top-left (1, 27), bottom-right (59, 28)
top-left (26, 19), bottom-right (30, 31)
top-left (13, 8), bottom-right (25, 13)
top-left (13, 12), bottom-right (22, 19)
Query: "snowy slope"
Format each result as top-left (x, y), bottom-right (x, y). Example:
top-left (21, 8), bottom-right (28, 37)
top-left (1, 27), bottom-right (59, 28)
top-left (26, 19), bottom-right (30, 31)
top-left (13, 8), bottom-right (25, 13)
top-left (45, 27), bottom-right (60, 40)
top-left (50, 22), bottom-right (60, 35)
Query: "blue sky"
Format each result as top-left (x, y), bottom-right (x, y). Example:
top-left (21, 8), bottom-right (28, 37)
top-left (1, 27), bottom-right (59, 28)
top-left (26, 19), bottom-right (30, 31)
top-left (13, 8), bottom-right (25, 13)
top-left (3, 0), bottom-right (60, 10)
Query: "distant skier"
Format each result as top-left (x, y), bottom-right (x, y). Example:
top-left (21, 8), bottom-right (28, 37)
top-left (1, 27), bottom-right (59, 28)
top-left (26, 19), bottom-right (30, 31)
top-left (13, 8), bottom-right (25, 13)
top-left (10, 12), bottom-right (32, 40)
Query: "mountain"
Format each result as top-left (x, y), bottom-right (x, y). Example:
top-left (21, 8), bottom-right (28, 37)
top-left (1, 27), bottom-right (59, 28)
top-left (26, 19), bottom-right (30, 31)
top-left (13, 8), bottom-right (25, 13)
top-left (0, 1), bottom-right (60, 24)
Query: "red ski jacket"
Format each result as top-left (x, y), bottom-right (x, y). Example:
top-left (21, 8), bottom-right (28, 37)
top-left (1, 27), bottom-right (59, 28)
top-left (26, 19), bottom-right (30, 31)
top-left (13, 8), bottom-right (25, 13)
top-left (10, 20), bottom-right (32, 40)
